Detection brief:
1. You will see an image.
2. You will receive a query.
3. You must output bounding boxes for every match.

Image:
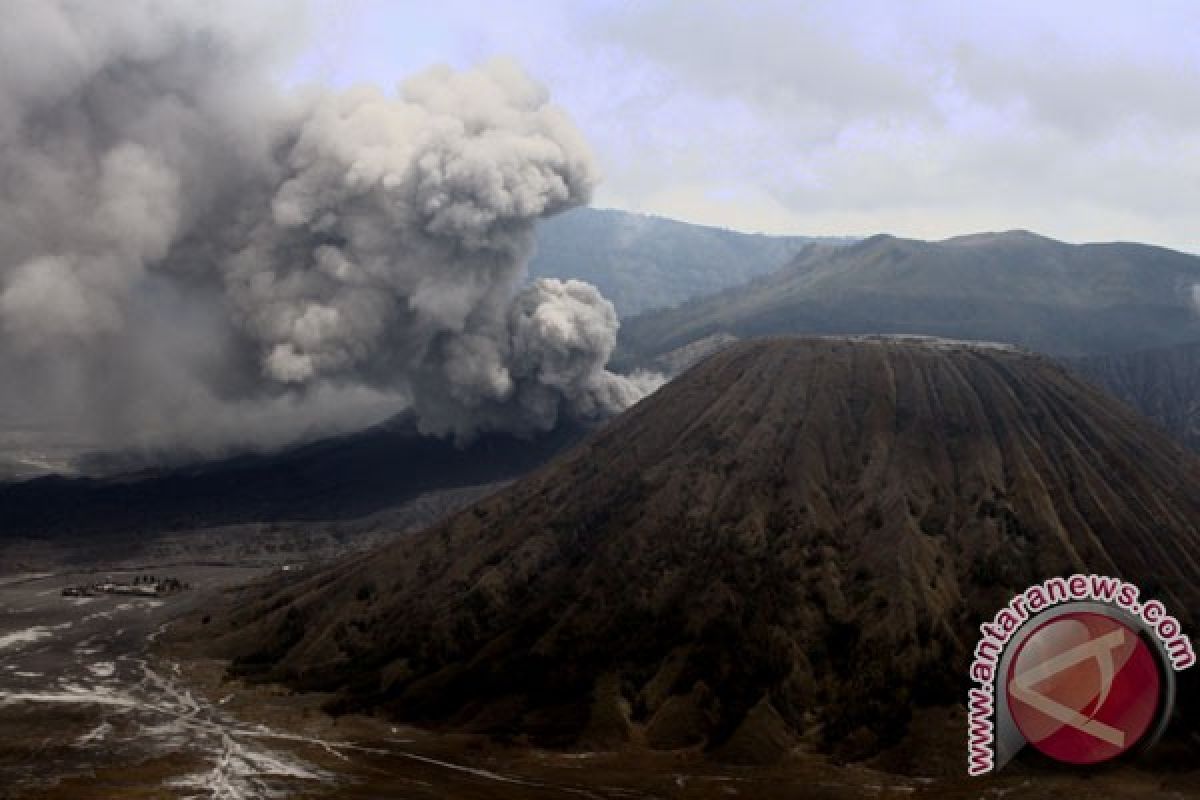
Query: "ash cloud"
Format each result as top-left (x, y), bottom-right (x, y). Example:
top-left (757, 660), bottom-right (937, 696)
top-left (0, 2), bottom-right (658, 460)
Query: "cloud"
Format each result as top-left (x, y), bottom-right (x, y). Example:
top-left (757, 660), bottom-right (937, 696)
top-left (393, 0), bottom-right (1199, 250)
top-left (0, 2), bottom-right (653, 460)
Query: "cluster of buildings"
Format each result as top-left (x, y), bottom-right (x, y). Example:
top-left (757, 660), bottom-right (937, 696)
top-left (61, 574), bottom-right (189, 598)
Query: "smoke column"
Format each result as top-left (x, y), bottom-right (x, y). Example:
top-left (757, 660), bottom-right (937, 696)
top-left (0, 2), bottom-right (659, 462)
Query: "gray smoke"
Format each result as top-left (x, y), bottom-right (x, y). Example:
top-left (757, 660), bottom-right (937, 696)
top-left (0, 2), bottom-right (659, 460)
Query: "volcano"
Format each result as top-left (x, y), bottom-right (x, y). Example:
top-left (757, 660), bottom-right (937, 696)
top-left (200, 337), bottom-right (1200, 762)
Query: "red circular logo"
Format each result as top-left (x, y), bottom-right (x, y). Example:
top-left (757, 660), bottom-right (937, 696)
top-left (1006, 611), bottom-right (1161, 765)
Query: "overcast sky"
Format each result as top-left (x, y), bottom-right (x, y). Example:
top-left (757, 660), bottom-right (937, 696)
top-left (290, 0), bottom-right (1200, 250)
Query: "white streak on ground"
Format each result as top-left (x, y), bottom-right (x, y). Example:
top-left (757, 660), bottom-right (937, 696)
top-left (87, 662), bottom-right (116, 678)
top-left (0, 624), bottom-right (339, 800)
top-left (76, 720), bottom-right (113, 745)
top-left (393, 752), bottom-right (529, 784)
top-left (0, 614), bottom-right (616, 799)
top-left (0, 687), bottom-right (138, 708)
top-left (390, 752), bottom-right (609, 799)
top-left (0, 622), bottom-right (71, 651)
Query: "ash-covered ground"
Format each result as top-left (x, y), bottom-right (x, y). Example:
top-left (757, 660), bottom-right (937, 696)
top-left (4, 567), bottom-right (1196, 799)
top-left (0, 567), bottom-right (332, 797)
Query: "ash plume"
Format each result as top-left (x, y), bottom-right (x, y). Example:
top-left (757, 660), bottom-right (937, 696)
top-left (0, 2), bottom-right (658, 460)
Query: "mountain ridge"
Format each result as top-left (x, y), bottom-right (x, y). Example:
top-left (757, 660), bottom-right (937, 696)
top-left (617, 230), bottom-right (1200, 363)
top-left (529, 207), bottom-right (853, 316)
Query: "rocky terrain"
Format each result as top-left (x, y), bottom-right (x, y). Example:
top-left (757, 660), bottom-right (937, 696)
top-left (1070, 340), bottom-right (1200, 452)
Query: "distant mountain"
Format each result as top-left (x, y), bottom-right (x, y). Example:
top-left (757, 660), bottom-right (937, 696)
top-left (1069, 340), bottom-right (1200, 452)
top-left (529, 207), bottom-right (852, 316)
top-left (0, 415), bottom-right (589, 539)
top-left (199, 338), bottom-right (1200, 763)
top-left (618, 231), bottom-right (1200, 364)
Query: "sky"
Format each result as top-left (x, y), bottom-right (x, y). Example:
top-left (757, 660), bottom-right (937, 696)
top-left (287, 0), bottom-right (1200, 251)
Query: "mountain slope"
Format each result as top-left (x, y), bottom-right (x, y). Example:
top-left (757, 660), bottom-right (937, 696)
top-left (201, 338), bottom-right (1200, 760)
top-left (618, 232), bottom-right (1200, 362)
top-left (0, 416), bottom-right (589, 538)
top-left (529, 207), bottom-right (850, 315)
top-left (1069, 340), bottom-right (1200, 452)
